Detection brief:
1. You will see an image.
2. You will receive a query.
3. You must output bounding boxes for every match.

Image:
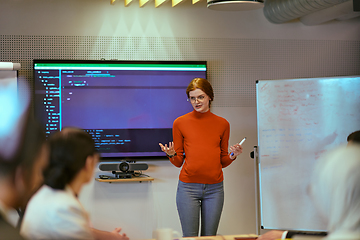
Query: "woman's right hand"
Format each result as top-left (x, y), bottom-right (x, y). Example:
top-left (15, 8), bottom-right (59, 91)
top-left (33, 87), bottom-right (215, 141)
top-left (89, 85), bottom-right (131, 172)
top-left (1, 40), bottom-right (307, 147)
top-left (159, 142), bottom-right (176, 156)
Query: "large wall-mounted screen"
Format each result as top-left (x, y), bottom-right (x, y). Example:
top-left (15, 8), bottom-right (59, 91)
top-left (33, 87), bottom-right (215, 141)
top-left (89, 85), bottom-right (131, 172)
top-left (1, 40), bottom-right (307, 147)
top-left (33, 60), bottom-right (207, 160)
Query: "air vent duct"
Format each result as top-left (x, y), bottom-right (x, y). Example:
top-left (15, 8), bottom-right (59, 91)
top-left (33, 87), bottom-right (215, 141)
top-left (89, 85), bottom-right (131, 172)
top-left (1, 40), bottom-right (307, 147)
top-left (207, 0), bottom-right (264, 11)
top-left (263, 0), bottom-right (350, 23)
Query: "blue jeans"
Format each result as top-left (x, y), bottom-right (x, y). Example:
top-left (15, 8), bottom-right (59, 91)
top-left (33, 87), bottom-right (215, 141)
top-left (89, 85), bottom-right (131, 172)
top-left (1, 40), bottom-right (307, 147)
top-left (176, 180), bottom-right (224, 237)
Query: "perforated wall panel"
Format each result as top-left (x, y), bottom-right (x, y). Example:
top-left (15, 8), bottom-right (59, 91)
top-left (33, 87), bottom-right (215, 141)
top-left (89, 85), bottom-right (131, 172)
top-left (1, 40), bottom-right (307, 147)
top-left (1, 35), bottom-right (359, 107)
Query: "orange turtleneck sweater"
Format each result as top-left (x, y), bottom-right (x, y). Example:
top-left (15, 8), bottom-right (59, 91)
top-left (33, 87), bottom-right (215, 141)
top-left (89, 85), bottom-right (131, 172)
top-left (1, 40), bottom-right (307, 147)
top-left (170, 110), bottom-right (233, 184)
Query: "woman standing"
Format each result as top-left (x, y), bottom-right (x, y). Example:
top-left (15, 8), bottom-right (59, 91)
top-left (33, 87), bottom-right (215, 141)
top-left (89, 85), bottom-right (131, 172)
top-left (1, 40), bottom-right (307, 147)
top-left (159, 78), bottom-right (243, 237)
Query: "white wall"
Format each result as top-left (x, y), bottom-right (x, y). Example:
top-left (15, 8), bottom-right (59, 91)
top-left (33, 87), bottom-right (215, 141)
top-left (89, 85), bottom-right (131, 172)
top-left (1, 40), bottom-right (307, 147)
top-left (0, 0), bottom-right (359, 239)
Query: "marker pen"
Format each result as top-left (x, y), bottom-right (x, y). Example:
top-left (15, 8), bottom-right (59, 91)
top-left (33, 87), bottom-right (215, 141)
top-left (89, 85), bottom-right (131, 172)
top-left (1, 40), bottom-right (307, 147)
top-left (231, 137), bottom-right (246, 157)
top-left (239, 137), bottom-right (246, 145)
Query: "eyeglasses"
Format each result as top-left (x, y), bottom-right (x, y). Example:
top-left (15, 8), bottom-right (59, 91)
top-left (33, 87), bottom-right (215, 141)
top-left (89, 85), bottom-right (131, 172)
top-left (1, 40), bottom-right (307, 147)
top-left (187, 95), bottom-right (206, 103)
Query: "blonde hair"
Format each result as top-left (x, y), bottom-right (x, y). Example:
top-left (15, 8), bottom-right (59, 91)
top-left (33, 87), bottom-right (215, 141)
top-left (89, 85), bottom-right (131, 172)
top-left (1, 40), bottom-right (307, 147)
top-left (310, 144), bottom-right (360, 236)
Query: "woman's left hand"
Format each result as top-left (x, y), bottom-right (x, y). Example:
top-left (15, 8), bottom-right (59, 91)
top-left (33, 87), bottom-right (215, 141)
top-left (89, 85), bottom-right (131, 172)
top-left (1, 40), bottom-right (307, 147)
top-left (229, 143), bottom-right (243, 160)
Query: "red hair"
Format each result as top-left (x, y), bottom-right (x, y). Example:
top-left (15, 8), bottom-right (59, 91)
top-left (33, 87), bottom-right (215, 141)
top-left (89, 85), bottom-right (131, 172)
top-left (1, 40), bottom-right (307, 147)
top-left (186, 78), bottom-right (214, 105)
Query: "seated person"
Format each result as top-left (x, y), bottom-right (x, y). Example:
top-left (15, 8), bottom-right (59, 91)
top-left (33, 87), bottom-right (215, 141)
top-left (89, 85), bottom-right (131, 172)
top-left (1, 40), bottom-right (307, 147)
top-left (258, 130), bottom-right (360, 240)
top-left (21, 127), bottom-right (129, 240)
top-left (0, 113), bottom-right (49, 240)
top-left (308, 144), bottom-right (360, 239)
top-left (347, 130), bottom-right (360, 145)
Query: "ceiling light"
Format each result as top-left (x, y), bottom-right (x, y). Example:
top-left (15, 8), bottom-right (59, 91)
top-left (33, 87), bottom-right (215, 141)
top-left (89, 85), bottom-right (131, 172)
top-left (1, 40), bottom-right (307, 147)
top-left (207, 0), bottom-right (264, 11)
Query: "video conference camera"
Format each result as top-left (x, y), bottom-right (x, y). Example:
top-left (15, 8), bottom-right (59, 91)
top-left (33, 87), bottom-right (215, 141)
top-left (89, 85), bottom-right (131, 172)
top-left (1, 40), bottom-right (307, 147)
top-left (99, 162), bottom-right (148, 173)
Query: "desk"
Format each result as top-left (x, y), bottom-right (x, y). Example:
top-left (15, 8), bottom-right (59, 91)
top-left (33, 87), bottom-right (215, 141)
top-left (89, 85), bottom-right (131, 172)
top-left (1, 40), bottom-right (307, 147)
top-left (182, 235), bottom-right (258, 240)
top-left (147, 234), bottom-right (258, 240)
top-left (95, 176), bottom-right (154, 183)
top-left (182, 234), bottom-right (258, 240)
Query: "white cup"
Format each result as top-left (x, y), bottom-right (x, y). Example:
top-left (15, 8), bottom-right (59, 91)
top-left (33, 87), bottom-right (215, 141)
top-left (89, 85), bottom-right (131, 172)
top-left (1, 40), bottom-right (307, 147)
top-left (154, 228), bottom-right (181, 240)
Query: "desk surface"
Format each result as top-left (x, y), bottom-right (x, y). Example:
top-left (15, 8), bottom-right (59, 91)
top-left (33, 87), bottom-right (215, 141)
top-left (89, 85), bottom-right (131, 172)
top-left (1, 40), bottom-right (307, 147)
top-left (147, 234), bottom-right (258, 240)
top-left (184, 234), bottom-right (258, 240)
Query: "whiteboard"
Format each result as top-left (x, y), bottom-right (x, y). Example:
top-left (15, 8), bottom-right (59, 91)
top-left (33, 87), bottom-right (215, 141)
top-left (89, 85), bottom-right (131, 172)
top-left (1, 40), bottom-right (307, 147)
top-left (256, 76), bottom-right (360, 231)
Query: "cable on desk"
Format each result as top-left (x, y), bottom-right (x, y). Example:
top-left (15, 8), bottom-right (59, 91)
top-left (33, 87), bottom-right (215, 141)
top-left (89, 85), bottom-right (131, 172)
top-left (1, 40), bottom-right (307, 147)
top-left (133, 171), bottom-right (150, 178)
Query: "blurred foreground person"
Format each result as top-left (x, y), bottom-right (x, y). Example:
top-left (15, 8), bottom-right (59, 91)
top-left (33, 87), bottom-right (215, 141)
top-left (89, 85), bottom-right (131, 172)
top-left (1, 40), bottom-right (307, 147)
top-left (308, 144), bottom-right (360, 239)
top-left (0, 82), bottom-right (48, 240)
top-left (347, 130), bottom-right (360, 145)
top-left (259, 144), bottom-right (360, 240)
top-left (258, 131), bottom-right (360, 240)
top-left (21, 127), bottom-right (129, 240)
